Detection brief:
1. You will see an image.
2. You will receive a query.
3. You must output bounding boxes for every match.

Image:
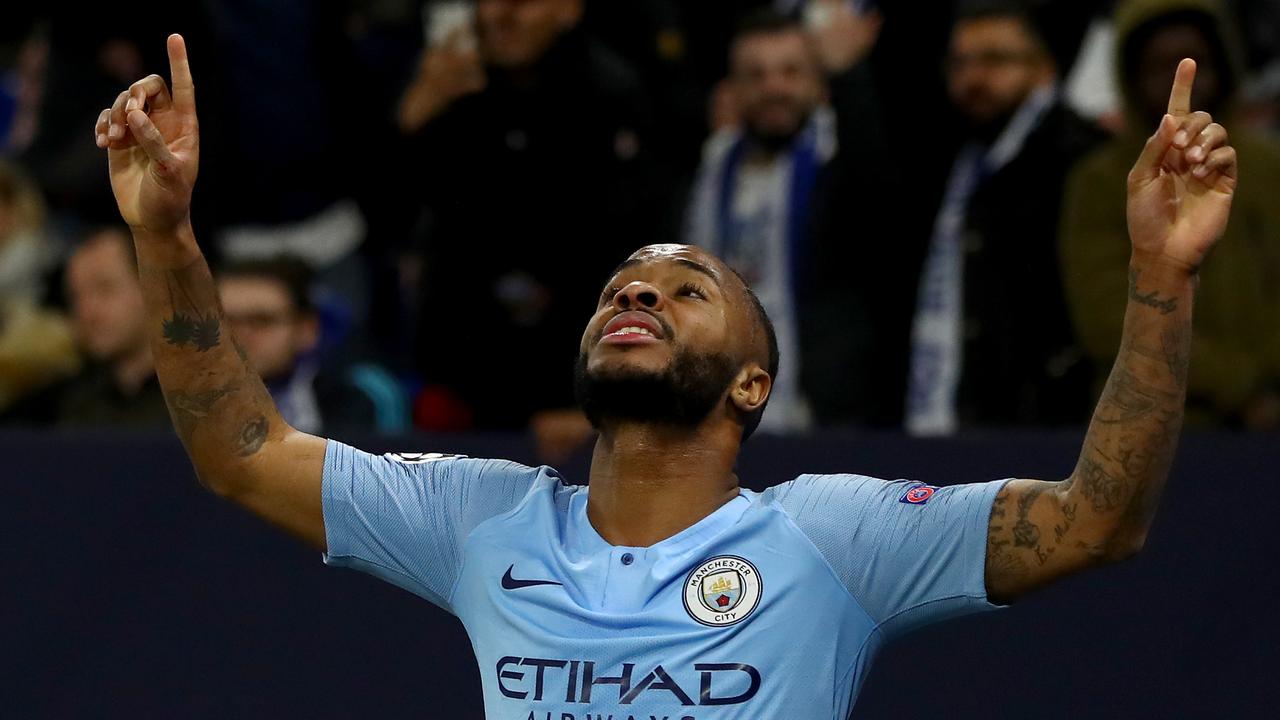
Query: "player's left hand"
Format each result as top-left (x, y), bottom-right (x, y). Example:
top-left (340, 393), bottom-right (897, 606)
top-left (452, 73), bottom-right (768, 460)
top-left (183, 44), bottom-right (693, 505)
top-left (1127, 58), bottom-right (1237, 275)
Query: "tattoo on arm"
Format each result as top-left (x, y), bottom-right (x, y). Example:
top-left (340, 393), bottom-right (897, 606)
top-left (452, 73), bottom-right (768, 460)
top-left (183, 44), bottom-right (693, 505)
top-left (161, 266), bottom-right (222, 351)
top-left (1077, 451), bottom-right (1125, 513)
top-left (169, 382), bottom-right (239, 442)
top-left (235, 416), bottom-right (270, 457)
top-left (162, 312), bottom-right (221, 351)
top-left (986, 486), bottom-right (1030, 580)
top-left (1128, 269), bottom-right (1179, 315)
top-left (144, 255), bottom-right (280, 471)
top-left (1011, 483), bottom-right (1047, 549)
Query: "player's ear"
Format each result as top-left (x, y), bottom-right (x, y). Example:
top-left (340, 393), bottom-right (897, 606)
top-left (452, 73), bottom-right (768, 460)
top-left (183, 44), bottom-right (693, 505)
top-left (729, 363), bottom-right (770, 416)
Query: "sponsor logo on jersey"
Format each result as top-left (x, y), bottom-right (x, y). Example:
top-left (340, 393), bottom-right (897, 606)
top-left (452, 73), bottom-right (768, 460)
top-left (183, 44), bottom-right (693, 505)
top-left (899, 484), bottom-right (938, 505)
top-left (383, 451), bottom-right (466, 464)
top-left (682, 555), bottom-right (762, 627)
top-left (496, 656), bottom-right (760, 707)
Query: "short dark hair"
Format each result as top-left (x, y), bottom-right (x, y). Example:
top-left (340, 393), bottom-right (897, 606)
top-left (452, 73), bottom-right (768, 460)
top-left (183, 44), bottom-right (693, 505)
top-left (216, 254), bottom-right (315, 314)
top-left (79, 225), bottom-right (137, 272)
top-left (954, 0), bottom-right (1052, 55)
top-left (729, 267), bottom-right (779, 443)
top-left (732, 7), bottom-right (805, 46)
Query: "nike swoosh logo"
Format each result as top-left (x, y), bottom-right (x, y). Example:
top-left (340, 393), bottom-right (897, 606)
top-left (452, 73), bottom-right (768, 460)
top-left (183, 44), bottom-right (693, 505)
top-left (501, 564), bottom-right (563, 590)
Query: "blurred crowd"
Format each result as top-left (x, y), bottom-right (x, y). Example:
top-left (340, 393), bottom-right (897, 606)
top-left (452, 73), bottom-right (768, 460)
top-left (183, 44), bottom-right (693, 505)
top-left (1, 0), bottom-right (1277, 459)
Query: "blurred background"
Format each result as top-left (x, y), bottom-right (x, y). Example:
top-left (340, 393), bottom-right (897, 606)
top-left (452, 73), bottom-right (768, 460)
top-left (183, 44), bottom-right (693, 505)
top-left (1, 0), bottom-right (1277, 717)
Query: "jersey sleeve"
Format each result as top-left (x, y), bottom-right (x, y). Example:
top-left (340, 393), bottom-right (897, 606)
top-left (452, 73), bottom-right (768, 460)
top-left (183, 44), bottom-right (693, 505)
top-left (768, 474), bottom-right (1009, 639)
top-left (321, 440), bottom-right (541, 612)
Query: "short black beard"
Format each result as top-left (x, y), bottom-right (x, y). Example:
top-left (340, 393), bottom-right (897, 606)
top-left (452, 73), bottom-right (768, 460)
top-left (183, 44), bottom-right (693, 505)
top-left (745, 126), bottom-right (800, 154)
top-left (744, 105), bottom-right (812, 154)
top-left (573, 347), bottom-right (739, 431)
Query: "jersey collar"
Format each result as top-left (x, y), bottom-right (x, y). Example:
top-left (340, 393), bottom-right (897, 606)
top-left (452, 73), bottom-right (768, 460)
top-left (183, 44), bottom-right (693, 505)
top-left (566, 488), bottom-right (752, 562)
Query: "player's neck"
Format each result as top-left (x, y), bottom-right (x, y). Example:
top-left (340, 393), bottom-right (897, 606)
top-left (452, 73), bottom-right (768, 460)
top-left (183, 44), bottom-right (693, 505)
top-left (585, 421), bottom-right (741, 548)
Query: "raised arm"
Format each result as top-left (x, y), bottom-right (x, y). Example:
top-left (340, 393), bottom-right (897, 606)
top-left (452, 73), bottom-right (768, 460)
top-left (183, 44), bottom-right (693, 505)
top-left (985, 59), bottom-right (1236, 602)
top-left (95, 35), bottom-right (327, 549)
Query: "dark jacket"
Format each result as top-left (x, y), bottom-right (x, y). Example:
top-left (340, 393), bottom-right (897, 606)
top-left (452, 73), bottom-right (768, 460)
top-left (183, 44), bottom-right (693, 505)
top-left (407, 29), bottom-right (668, 429)
top-left (953, 101), bottom-right (1107, 426)
top-left (687, 65), bottom-right (896, 427)
top-left (55, 364), bottom-right (170, 429)
top-left (795, 67), bottom-right (897, 426)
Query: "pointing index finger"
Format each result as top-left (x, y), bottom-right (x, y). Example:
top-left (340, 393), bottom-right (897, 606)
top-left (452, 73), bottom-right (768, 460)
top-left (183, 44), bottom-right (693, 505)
top-left (1167, 58), bottom-right (1196, 116)
top-left (167, 34), bottom-right (196, 113)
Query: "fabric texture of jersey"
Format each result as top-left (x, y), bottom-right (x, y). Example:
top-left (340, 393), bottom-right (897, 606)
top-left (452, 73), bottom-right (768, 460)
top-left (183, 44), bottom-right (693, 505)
top-left (322, 441), bottom-right (1008, 719)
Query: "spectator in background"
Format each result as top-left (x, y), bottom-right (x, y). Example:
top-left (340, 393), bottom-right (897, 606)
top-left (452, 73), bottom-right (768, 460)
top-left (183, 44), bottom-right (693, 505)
top-left (1231, 0), bottom-right (1280, 132)
top-left (17, 4), bottom-right (206, 230)
top-left (0, 160), bottom-right (77, 415)
top-left (396, 0), bottom-right (665, 460)
top-left (202, 2), bottom-right (374, 324)
top-left (685, 5), bottom-right (889, 432)
top-left (218, 256), bottom-right (407, 437)
top-left (905, 1), bottom-right (1105, 436)
top-left (54, 227), bottom-right (167, 427)
top-left (1061, 0), bottom-right (1280, 430)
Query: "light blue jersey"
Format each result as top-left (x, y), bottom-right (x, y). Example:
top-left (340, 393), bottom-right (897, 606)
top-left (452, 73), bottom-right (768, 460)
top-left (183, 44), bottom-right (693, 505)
top-left (322, 441), bottom-right (1007, 720)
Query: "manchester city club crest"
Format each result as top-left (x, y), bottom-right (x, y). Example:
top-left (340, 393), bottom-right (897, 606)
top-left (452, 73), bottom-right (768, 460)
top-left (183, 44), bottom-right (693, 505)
top-left (682, 555), bottom-right (763, 627)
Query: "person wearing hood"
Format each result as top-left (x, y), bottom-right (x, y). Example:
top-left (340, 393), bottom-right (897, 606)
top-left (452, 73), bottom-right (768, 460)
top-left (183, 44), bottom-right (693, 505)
top-left (1060, 0), bottom-right (1280, 430)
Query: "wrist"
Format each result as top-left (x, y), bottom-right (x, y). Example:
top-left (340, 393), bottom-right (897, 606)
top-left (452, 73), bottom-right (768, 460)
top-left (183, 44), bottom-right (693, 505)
top-left (1129, 251), bottom-right (1200, 281)
top-left (130, 220), bottom-right (201, 267)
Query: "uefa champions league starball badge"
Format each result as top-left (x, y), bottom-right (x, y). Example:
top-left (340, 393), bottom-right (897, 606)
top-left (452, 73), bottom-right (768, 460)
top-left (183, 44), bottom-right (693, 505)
top-left (683, 555), bottom-right (763, 627)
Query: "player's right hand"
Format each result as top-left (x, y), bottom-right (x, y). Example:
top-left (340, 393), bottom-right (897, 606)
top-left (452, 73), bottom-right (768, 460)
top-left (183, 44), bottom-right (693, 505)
top-left (95, 34), bottom-right (198, 237)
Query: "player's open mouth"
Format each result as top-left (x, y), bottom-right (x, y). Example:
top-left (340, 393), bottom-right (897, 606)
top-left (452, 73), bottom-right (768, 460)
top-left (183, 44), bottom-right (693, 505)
top-left (601, 311), bottom-right (665, 345)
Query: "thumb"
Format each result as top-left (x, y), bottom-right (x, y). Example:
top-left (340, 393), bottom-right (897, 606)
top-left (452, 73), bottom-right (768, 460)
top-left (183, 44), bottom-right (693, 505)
top-left (1129, 114), bottom-right (1176, 185)
top-left (127, 109), bottom-right (179, 172)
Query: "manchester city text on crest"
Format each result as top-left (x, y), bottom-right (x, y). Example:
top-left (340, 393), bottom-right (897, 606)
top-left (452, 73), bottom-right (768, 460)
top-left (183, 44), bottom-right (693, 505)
top-left (682, 555), bottom-right (763, 627)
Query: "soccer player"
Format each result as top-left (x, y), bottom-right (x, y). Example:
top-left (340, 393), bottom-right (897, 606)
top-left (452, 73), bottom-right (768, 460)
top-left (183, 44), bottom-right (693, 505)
top-left (95, 35), bottom-right (1235, 719)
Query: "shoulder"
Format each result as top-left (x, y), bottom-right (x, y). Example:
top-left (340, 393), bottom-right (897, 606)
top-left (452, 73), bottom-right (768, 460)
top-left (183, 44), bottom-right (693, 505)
top-left (761, 473), bottom-right (910, 516)
top-left (1045, 103), bottom-right (1109, 151)
top-left (762, 473), bottom-right (1007, 526)
top-left (1017, 102), bottom-right (1108, 170)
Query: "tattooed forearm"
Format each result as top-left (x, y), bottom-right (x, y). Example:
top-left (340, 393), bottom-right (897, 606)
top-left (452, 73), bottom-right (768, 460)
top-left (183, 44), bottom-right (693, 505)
top-left (986, 265), bottom-right (1194, 601)
top-left (162, 312), bottom-right (221, 351)
top-left (169, 382), bottom-right (240, 442)
top-left (1093, 365), bottom-right (1166, 424)
top-left (1128, 268), bottom-right (1179, 315)
top-left (162, 265), bottom-right (223, 351)
top-left (1071, 266), bottom-right (1192, 548)
top-left (134, 240), bottom-right (284, 493)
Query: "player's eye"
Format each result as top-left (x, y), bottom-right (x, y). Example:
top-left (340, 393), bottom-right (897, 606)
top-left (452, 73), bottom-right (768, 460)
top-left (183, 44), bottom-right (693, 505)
top-left (677, 282), bottom-right (707, 300)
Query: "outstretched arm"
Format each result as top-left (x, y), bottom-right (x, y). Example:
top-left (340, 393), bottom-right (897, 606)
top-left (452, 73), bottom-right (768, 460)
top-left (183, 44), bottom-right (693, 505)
top-left (985, 59), bottom-right (1237, 603)
top-left (95, 35), bottom-right (326, 549)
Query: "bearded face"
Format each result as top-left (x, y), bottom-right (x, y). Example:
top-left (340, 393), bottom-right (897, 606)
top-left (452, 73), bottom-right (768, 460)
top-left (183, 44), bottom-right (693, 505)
top-left (574, 344), bottom-right (739, 430)
top-left (731, 30), bottom-right (825, 152)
